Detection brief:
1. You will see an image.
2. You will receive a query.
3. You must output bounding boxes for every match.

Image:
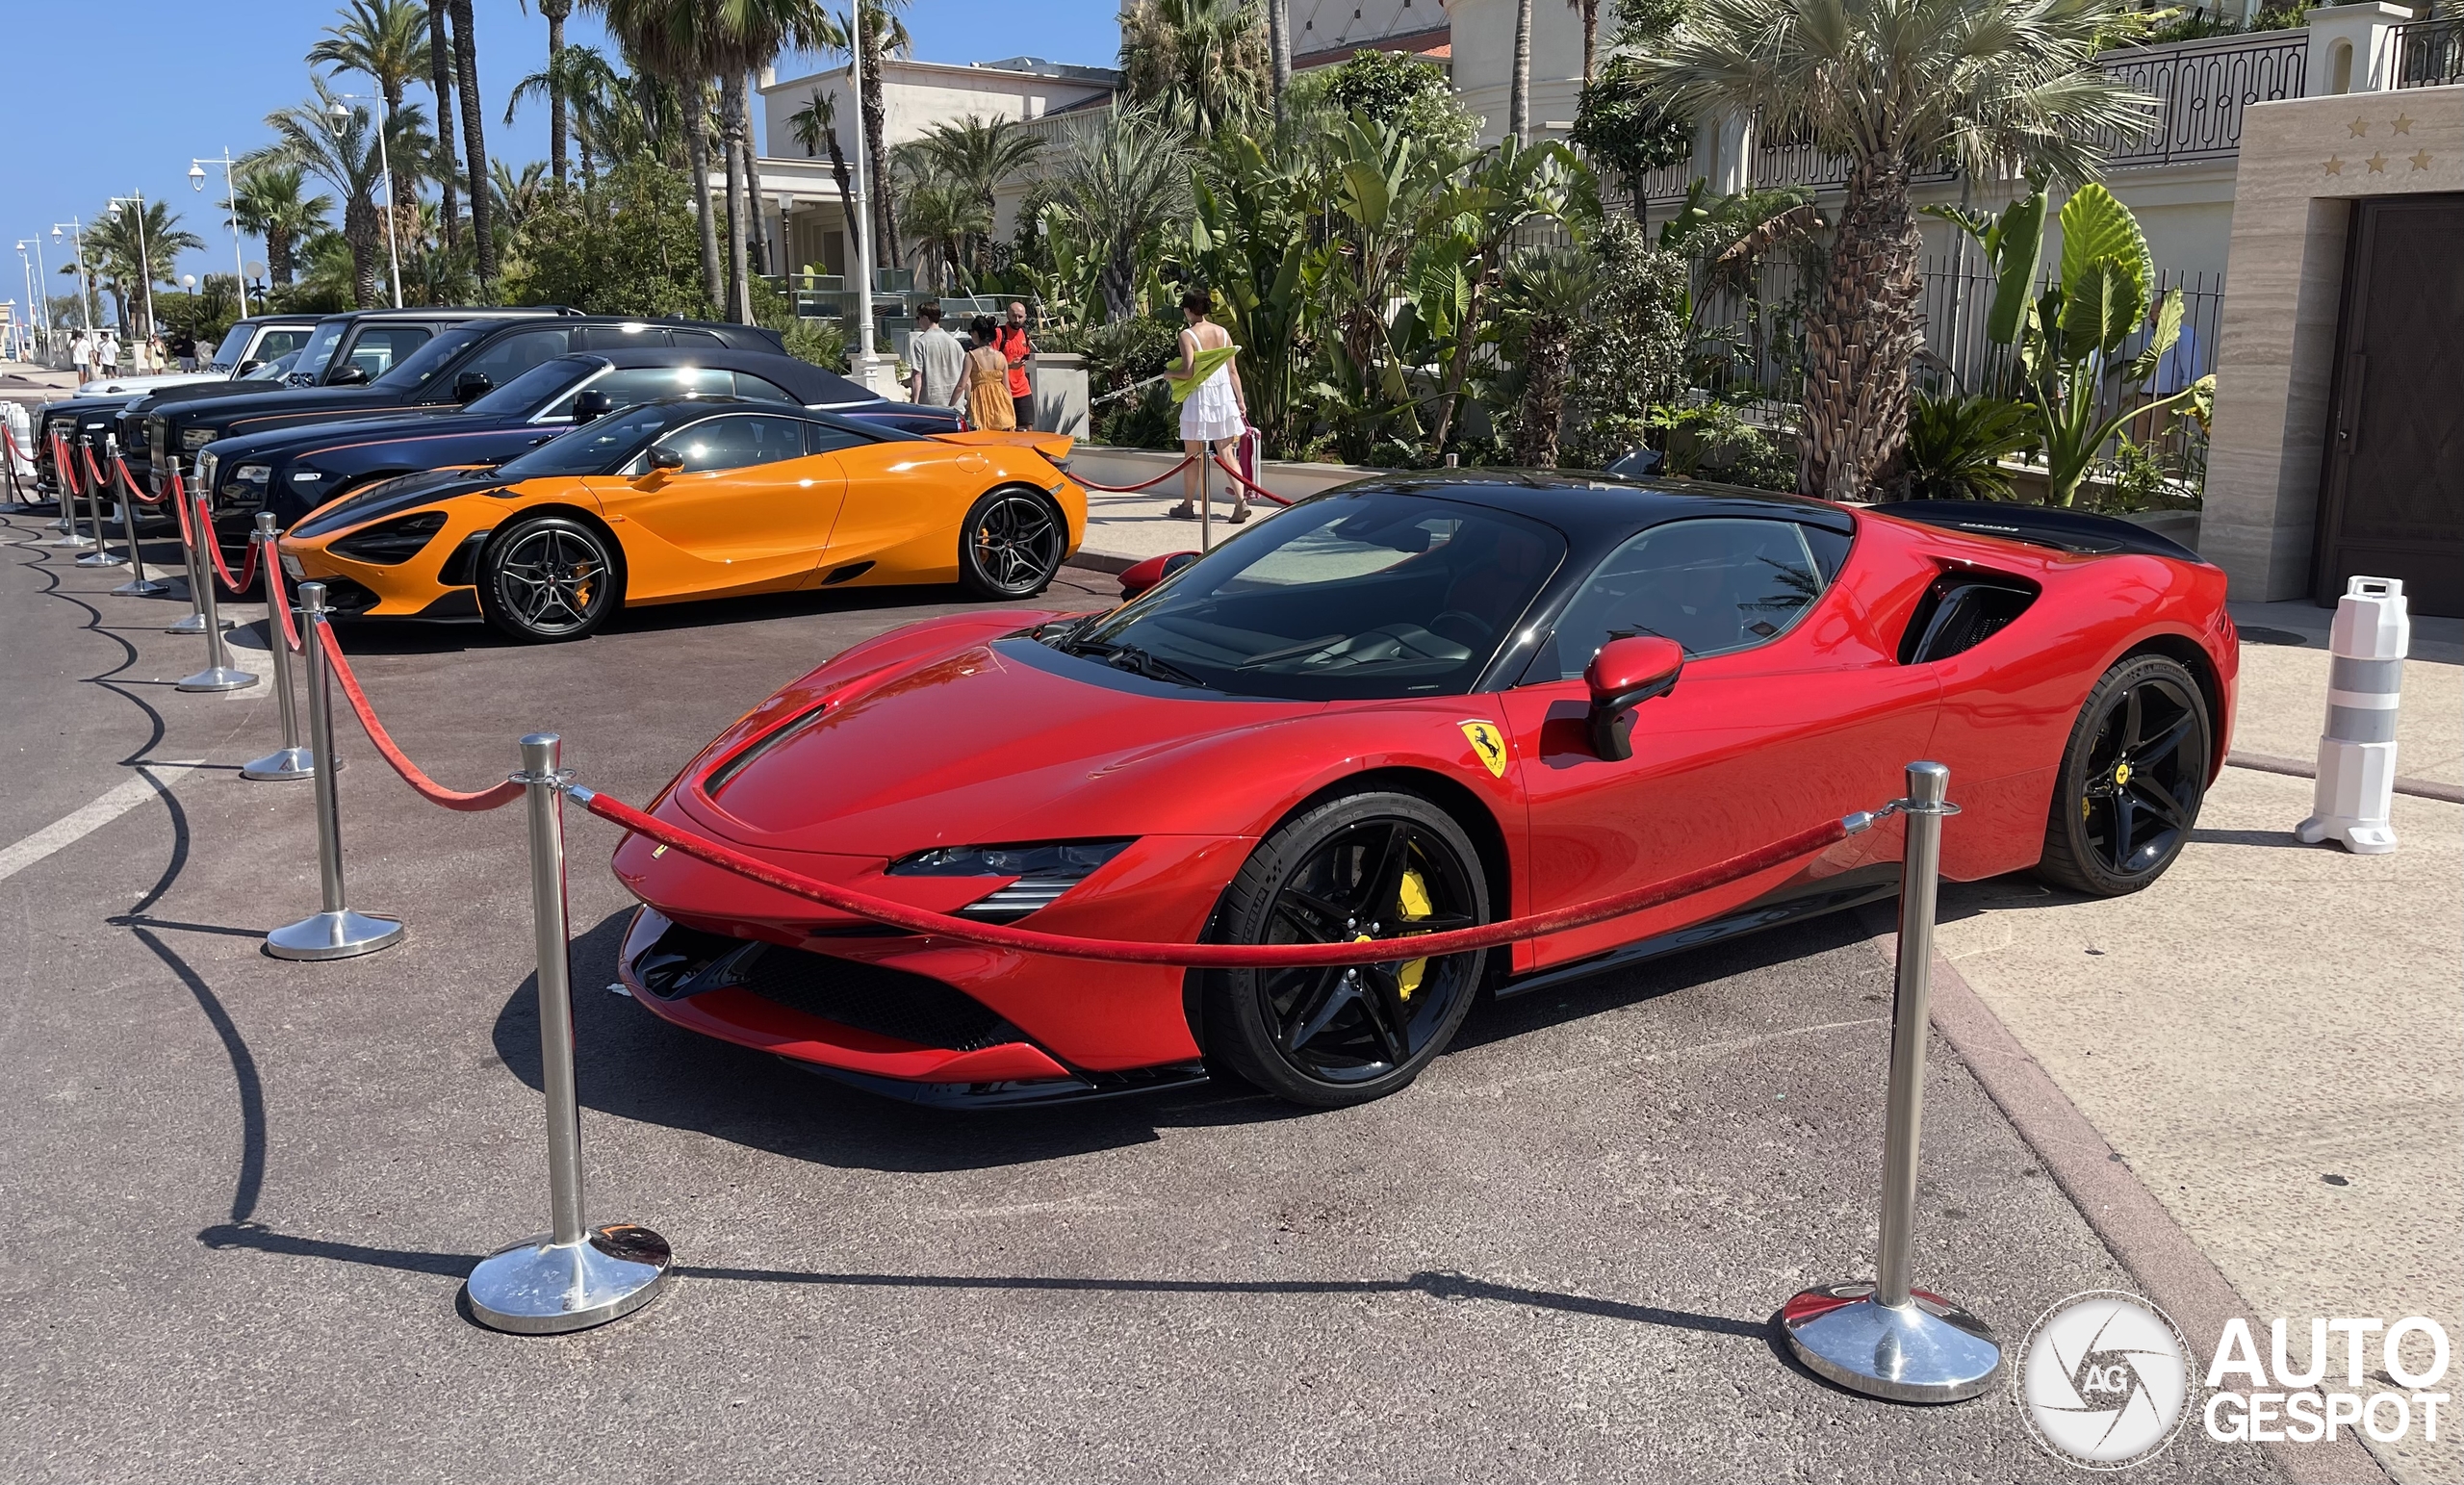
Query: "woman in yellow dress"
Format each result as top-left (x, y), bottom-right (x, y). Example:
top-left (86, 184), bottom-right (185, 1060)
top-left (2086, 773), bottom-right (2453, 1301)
top-left (962, 316), bottom-right (1016, 431)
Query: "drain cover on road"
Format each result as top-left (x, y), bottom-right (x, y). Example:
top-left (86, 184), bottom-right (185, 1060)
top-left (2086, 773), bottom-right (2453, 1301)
top-left (2237, 627), bottom-right (2311, 646)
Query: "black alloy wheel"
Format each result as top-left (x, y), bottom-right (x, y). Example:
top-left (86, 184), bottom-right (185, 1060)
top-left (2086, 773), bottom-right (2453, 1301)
top-left (958, 487), bottom-right (1065, 600)
top-left (2038, 653), bottom-right (2211, 896)
top-left (1202, 791), bottom-right (1491, 1107)
top-left (476, 514), bottom-right (622, 642)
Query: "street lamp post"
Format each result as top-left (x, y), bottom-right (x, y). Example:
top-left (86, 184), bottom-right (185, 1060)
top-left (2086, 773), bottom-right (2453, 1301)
top-left (107, 194), bottom-right (158, 338)
top-left (52, 219), bottom-right (96, 334)
top-left (190, 150), bottom-right (253, 320)
top-left (330, 97), bottom-right (402, 309)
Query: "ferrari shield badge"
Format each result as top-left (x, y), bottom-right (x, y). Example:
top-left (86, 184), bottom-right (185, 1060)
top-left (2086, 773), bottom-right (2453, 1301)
top-left (1458, 721), bottom-right (1508, 779)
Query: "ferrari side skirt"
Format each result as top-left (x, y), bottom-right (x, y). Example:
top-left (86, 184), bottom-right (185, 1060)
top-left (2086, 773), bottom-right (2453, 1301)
top-left (783, 1058), bottom-right (1214, 1112)
top-left (1497, 862), bottom-right (1903, 1001)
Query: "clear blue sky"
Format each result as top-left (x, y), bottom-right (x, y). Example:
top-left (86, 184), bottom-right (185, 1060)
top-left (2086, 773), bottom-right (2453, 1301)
top-left (2, 0), bottom-right (1121, 315)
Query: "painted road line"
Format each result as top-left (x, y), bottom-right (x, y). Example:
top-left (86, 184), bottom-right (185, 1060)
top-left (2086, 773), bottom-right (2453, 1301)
top-left (0, 761), bottom-right (204, 883)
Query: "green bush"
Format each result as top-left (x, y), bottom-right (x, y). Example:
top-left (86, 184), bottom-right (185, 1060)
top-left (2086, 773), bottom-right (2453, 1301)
top-left (1898, 394), bottom-right (2033, 500)
top-left (505, 158), bottom-right (715, 319)
top-left (1559, 218), bottom-right (1690, 470)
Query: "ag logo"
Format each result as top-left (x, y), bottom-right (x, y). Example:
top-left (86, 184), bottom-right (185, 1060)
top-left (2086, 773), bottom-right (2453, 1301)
top-left (2016, 1291), bottom-right (2193, 1470)
top-left (1457, 721), bottom-right (1508, 778)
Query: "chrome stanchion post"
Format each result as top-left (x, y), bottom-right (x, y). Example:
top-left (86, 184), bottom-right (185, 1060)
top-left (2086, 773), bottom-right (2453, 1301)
top-left (242, 513), bottom-right (313, 781)
top-left (166, 458), bottom-right (228, 634)
top-left (73, 439), bottom-right (121, 567)
top-left (264, 583), bottom-right (401, 960)
top-left (1780, 761), bottom-right (2002, 1404)
top-left (46, 438), bottom-right (94, 548)
top-left (464, 734), bottom-right (672, 1334)
top-left (108, 435), bottom-right (167, 597)
top-left (176, 482), bottom-right (257, 692)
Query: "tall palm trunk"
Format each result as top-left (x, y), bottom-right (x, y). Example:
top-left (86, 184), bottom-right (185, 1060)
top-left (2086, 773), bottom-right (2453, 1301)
top-left (723, 75), bottom-right (753, 322)
top-left (1515, 312), bottom-right (1574, 466)
top-left (544, 0), bottom-right (571, 186)
top-left (823, 128), bottom-right (860, 272)
top-left (345, 198), bottom-right (380, 308)
top-left (381, 78), bottom-right (418, 215)
top-left (1577, 0), bottom-right (1600, 82)
top-left (860, 33), bottom-right (900, 268)
top-left (1267, 0), bottom-right (1291, 117)
top-left (268, 225), bottom-right (295, 288)
top-left (449, 0), bottom-right (497, 282)
top-left (1798, 155), bottom-right (1923, 500)
top-left (1508, 0), bottom-right (1533, 145)
top-left (685, 96), bottom-right (723, 312)
top-left (429, 1), bottom-right (460, 250)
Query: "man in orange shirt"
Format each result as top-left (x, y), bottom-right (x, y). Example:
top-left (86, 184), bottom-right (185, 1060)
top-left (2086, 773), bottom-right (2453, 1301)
top-left (994, 300), bottom-right (1036, 431)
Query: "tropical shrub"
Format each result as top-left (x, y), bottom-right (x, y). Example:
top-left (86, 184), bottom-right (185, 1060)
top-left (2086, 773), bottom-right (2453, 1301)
top-left (1898, 393), bottom-right (2033, 500)
top-left (1558, 218), bottom-right (1690, 469)
top-left (506, 155), bottom-right (713, 318)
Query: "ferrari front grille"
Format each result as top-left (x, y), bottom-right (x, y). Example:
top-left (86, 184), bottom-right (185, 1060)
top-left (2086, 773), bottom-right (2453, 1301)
top-left (632, 920), bottom-right (1018, 1052)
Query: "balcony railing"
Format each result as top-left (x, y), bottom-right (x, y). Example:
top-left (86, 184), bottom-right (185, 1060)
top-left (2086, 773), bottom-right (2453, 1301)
top-left (2395, 15), bottom-right (2464, 89)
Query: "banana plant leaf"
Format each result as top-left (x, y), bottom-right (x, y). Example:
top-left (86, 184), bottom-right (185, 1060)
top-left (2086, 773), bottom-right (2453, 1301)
top-left (1165, 345), bottom-right (1241, 403)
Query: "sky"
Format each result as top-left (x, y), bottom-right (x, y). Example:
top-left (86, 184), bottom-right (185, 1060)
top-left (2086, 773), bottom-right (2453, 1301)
top-left (1, 0), bottom-right (1122, 320)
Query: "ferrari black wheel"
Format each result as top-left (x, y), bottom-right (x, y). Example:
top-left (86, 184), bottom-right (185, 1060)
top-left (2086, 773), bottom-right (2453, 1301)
top-left (1201, 791), bottom-right (1491, 1108)
top-left (958, 487), bottom-right (1064, 600)
top-left (2037, 653), bottom-right (2211, 896)
top-left (476, 514), bottom-right (622, 643)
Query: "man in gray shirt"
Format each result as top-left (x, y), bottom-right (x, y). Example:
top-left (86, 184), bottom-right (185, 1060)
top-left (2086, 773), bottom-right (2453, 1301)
top-left (907, 301), bottom-right (965, 409)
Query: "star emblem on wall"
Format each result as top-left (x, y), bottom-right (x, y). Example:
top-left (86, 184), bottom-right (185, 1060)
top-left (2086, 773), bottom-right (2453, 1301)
top-left (2367, 152), bottom-right (2390, 173)
top-left (2323, 156), bottom-right (2346, 175)
top-left (2390, 114), bottom-right (2415, 135)
top-left (2411, 149), bottom-right (2434, 170)
top-left (2349, 117), bottom-right (2370, 137)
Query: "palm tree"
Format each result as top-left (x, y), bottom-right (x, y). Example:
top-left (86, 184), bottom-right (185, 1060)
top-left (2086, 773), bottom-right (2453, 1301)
top-left (1633, 0), bottom-right (2151, 499)
top-left (87, 200), bottom-right (206, 335)
top-left (308, 0), bottom-right (432, 214)
top-left (426, 0), bottom-right (461, 248)
top-left (899, 177), bottom-right (990, 292)
top-left (227, 165), bottom-right (335, 289)
top-left (905, 115), bottom-right (1043, 217)
top-left (508, 41), bottom-right (629, 185)
top-left (1509, 0), bottom-right (1534, 144)
top-left (588, 0), bottom-right (724, 309)
top-left (491, 159), bottom-right (553, 234)
top-left (1051, 107), bottom-right (1191, 321)
top-left (520, 0), bottom-right (578, 184)
top-left (846, 0), bottom-right (914, 271)
top-left (785, 86), bottom-right (860, 269)
top-left (1120, 0), bottom-right (1268, 139)
top-left (1266, 0), bottom-right (1291, 115)
top-left (708, 0), bottom-right (843, 320)
top-left (256, 85), bottom-right (423, 306)
top-left (447, 0), bottom-right (498, 282)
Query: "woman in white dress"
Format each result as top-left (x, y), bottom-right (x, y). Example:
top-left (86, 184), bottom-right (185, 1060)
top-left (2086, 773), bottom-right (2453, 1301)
top-left (1167, 288), bottom-right (1250, 525)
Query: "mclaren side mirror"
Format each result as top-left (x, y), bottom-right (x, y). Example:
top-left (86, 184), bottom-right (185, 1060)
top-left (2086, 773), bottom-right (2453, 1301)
top-left (1584, 634), bottom-right (1684, 761)
top-left (648, 446), bottom-right (684, 473)
top-left (1118, 549), bottom-right (1199, 601)
top-left (453, 370), bottom-right (493, 403)
top-left (571, 389), bottom-right (612, 422)
top-left (327, 364), bottom-right (370, 386)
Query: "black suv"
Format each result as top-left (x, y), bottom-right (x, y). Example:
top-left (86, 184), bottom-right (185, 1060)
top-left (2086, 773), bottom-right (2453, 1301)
top-left (116, 306), bottom-right (571, 492)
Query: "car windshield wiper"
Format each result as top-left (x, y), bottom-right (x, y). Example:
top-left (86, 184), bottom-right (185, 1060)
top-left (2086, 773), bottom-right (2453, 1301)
top-left (1060, 634), bottom-right (1208, 688)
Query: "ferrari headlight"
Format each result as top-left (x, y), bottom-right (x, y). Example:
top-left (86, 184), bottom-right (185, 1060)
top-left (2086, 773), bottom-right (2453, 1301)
top-left (887, 839), bottom-right (1134, 921)
top-left (182, 426), bottom-right (218, 449)
top-left (233, 464), bottom-right (271, 486)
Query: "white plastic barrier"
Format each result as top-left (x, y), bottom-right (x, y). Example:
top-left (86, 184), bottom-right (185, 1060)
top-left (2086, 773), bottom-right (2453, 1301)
top-left (2296, 576), bottom-right (2409, 855)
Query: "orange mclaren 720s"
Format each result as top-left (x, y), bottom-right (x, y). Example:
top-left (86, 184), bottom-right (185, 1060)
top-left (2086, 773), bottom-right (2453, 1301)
top-left (276, 396), bottom-right (1086, 640)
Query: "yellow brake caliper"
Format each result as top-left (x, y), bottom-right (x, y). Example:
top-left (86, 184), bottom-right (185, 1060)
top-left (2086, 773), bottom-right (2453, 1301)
top-left (1395, 867), bottom-right (1432, 999)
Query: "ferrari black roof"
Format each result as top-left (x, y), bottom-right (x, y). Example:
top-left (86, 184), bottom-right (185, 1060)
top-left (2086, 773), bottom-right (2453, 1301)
top-left (1330, 469), bottom-right (1855, 549)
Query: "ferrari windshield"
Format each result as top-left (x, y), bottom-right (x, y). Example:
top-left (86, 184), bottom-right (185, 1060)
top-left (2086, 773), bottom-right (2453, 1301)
top-left (493, 403), bottom-right (667, 480)
top-left (1060, 490), bottom-right (1566, 701)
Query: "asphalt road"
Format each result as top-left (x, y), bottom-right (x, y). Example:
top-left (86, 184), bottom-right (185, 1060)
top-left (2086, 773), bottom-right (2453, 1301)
top-left (0, 506), bottom-right (2276, 1483)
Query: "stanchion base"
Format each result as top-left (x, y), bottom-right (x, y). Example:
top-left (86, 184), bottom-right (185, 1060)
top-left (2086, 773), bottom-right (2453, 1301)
top-left (1781, 1283), bottom-right (2002, 1404)
top-left (75, 550), bottom-right (127, 567)
top-left (176, 666), bottom-right (260, 693)
top-left (167, 612), bottom-right (236, 633)
top-left (265, 909), bottom-right (403, 960)
top-left (464, 1224), bottom-right (673, 1335)
top-left (44, 533), bottom-right (96, 549)
top-left (111, 576), bottom-right (172, 597)
top-left (241, 746), bottom-right (318, 781)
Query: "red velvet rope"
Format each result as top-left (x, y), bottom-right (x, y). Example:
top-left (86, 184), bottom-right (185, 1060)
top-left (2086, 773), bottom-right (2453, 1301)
top-left (79, 443), bottom-right (110, 495)
top-left (114, 452), bottom-right (165, 505)
top-left (1069, 454), bottom-right (1196, 493)
top-left (52, 434), bottom-right (80, 497)
top-left (169, 469), bottom-right (195, 548)
top-left (315, 617), bottom-right (526, 812)
top-left (263, 539), bottom-right (301, 653)
top-left (1211, 451), bottom-right (1294, 507)
top-left (578, 787), bottom-right (1855, 968)
top-left (198, 491), bottom-right (260, 593)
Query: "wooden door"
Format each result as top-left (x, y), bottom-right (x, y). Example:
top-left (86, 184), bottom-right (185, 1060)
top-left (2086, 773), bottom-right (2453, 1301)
top-left (2315, 194), bottom-right (2464, 617)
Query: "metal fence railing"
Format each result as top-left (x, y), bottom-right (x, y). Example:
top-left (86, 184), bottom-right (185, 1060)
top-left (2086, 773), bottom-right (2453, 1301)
top-left (2395, 15), bottom-right (2464, 88)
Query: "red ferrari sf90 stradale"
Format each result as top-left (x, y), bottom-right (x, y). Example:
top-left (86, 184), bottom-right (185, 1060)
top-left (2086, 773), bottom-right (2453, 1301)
top-left (611, 474), bottom-right (2236, 1110)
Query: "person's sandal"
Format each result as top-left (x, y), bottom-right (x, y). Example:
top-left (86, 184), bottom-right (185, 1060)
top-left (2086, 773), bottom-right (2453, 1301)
top-left (1166, 504), bottom-right (1197, 520)
top-left (1231, 505), bottom-right (1252, 524)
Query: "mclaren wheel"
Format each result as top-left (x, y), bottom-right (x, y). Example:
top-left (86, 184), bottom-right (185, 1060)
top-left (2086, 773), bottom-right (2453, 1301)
top-left (476, 514), bottom-right (622, 643)
top-left (958, 487), bottom-right (1065, 601)
top-left (2037, 653), bottom-right (2212, 896)
top-left (1201, 791), bottom-right (1491, 1108)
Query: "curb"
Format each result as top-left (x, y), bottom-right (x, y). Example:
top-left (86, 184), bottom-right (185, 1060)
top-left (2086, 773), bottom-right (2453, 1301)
top-left (1869, 907), bottom-right (2393, 1485)
top-left (1065, 550), bottom-right (1141, 576)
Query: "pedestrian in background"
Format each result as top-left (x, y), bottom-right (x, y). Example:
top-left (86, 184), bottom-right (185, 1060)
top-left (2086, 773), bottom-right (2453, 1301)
top-left (1166, 287), bottom-right (1249, 525)
top-left (69, 330), bottom-right (92, 384)
top-left (993, 300), bottom-right (1035, 431)
top-left (962, 315), bottom-right (1016, 431)
top-left (146, 334), bottom-right (167, 374)
top-left (172, 329), bottom-right (197, 372)
top-left (97, 330), bottom-right (120, 377)
top-left (907, 301), bottom-right (964, 411)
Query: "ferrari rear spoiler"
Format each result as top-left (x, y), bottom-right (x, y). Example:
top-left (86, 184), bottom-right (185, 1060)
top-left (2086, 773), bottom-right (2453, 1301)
top-left (1881, 499), bottom-right (2205, 563)
top-left (932, 428), bottom-right (1076, 466)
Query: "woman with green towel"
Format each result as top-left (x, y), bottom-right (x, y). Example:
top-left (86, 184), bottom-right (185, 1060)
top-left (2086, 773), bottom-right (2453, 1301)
top-left (1166, 288), bottom-right (1249, 525)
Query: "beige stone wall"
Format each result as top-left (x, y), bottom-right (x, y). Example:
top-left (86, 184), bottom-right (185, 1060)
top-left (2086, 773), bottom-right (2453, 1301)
top-left (2202, 85), bottom-right (2464, 601)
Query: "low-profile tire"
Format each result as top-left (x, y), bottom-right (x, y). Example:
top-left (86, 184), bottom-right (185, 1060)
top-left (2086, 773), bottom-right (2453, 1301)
top-left (475, 513), bottom-right (623, 643)
top-left (1200, 790), bottom-right (1492, 1108)
top-left (957, 487), bottom-right (1065, 600)
top-left (2036, 653), bottom-right (2212, 897)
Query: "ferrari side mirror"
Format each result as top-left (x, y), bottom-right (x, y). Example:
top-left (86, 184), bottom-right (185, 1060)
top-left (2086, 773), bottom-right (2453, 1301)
top-left (572, 389), bottom-right (613, 422)
top-left (1584, 635), bottom-right (1684, 761)
top-left (1118, 549), bottom-right (1199, 601)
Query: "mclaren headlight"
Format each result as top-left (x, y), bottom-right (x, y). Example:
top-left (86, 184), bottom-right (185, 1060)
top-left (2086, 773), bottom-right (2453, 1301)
top-left (886, 839), bottom-right (1134, 921)
top-left (181, 426), bottom-right (217, 449)
top-left (329, 510), bottom-right (449, 565)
